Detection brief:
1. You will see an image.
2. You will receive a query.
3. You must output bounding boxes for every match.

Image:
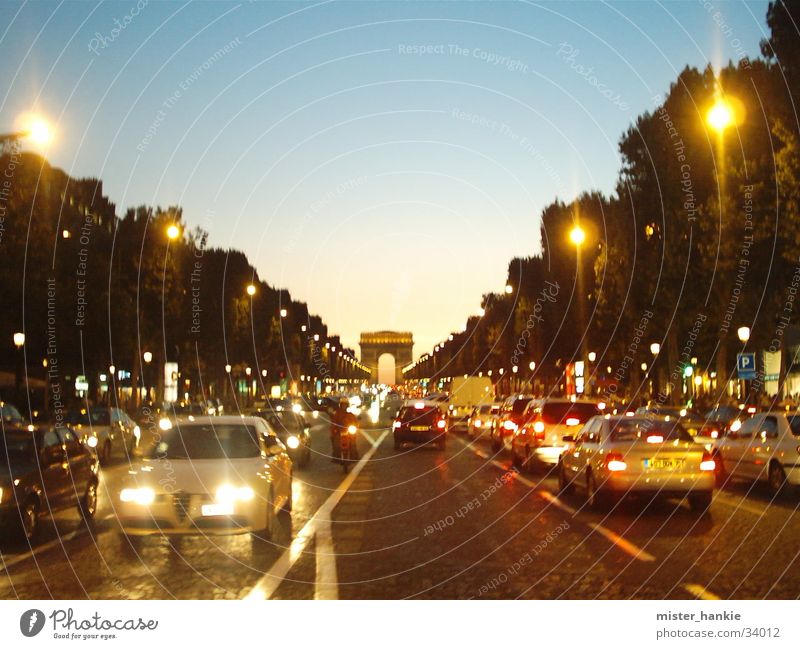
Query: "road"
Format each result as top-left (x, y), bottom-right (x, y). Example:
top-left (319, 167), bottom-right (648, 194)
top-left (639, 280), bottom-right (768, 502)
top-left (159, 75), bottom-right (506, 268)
top-left (2, 421), bottom-right (798, 599)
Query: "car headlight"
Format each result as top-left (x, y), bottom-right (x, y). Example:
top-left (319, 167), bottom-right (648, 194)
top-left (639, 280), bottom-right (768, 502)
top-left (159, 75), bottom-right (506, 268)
top-left (312, 411), bottom-right (319, 419)
top-left (292, 404), bottom-right (302, 414)
top-left (286, 435), bottom-right (301, 449)
top-left (86, 436), bottom-right (98, 448)
top-left (158, 417), bottom-right (172, 431)
top-left (120, 487), bottom-right (155, 505)
top-left (133, 425), bottom-right (141, 439)
top-left (216, 484), bottom-right (255, 503)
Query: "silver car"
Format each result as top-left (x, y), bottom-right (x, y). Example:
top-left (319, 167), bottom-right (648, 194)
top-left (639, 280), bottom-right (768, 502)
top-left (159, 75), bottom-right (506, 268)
top-left (558, 415), bottom-right (715, 511)
top-left (714, 411), bottom-right (800, 493)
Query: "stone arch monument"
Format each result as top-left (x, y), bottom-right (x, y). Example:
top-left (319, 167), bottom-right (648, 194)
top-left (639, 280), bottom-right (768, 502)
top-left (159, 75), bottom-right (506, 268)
top-left (359, 331), bottom-right (413, 384)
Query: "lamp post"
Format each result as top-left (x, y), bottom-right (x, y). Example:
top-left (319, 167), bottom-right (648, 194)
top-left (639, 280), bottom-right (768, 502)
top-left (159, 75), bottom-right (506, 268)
top-left (570, 225), bottom-right (589, 390)
top-left (649, 343), bottom-right (661, 399)
top-left (12, 333), bottom-right (25, 403)
top-left (738, 326), bottom-right (751, 401)
top-left (143, 351), bottom-right (152, 403)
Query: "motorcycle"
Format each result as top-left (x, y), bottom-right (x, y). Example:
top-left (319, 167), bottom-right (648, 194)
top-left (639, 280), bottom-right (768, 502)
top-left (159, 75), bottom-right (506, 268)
top-left (338, 424), bottom-right (359, 473)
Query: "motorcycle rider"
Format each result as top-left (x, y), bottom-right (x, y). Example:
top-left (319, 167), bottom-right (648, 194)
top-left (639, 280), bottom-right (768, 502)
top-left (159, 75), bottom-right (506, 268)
top-left (330, 398), bottom-right (357, 462)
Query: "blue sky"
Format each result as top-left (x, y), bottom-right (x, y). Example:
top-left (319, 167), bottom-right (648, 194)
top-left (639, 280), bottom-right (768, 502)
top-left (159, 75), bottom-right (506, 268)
top-left (0, 0), bottom-right (769, 357)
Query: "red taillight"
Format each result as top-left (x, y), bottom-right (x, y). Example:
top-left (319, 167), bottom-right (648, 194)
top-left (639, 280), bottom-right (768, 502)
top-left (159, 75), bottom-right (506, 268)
top-left (700, 452), bottom-right (715, 472)
top-left (503, 420), bottom-right (517, 431)
top-left (437, 419), bottom-right (446, 430)
top-left (606, 453), bottom-right (627, 472)
top-left (392, 421), bottom-right (401, 429)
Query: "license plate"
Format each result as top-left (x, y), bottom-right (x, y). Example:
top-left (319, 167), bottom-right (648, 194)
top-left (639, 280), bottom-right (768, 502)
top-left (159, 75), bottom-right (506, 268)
top-left (201, 503), bottom-right (234, 517)
top-left (643, 458), bottom-right (683, 470)
top-left (410, 426), bottom-right (430, 431)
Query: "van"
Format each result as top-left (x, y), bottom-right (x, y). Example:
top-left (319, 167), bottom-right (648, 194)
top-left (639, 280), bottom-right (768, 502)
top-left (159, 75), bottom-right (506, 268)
top-left (447, 377), bottom-right (494, 432)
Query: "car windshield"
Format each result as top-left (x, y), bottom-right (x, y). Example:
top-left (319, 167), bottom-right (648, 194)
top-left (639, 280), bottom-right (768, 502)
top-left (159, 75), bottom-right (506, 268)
top-left (399, 407), bottom-right (438, 422)
top-left (609, 419), bottom-right (694, 443)
top-left (88, 409), bottom-right (111, 425)
top-left (541, 402), bottom-right (599, 424)
top-left (511, 398), bottom-right (533, 414)
top-left (265, 414), bottom-right (302, 434)
top-left (787, 416), bottom-right (800, 437)
top-left (0, 431), bottom-right (36, 460)
top-left (150, 424), bottom-right (261, 459)
top-left (1, 405), bottom-right (22, 422)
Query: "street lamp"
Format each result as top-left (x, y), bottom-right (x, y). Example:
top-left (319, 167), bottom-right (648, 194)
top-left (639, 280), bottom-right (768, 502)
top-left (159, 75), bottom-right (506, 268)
top-left (13, 332), bottom-right (25, 403)
top-left (166, 224), bottom-right (181, 240)
top-left (737, 326), bottom-right (751, 343)
top-left (280, 308), bottom-right (288, 318)
top-left (225, 364), bottom-right (232, 373)
top-left (650, 343), bottom-right (661, 356)
top-left (143, 351), bottom-right (153, 364)
top-left (570, 224), bottom-right (589, 384)
top-left (707, 98), bottom-right (735, 133)
top-left (13, 332), bottom-right (25, 348)
top-left (246, 284), bottom-right (256, 297)
top-left (588, 351), bottom-right (596, 362)
top-left (504, 284), bottom-right (513, 295)
top-left (569, 225), bottom-right (586, 246)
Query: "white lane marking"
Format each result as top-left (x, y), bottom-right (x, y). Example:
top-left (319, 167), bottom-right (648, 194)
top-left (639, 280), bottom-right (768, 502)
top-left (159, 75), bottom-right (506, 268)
top-left (458, 439), bottom-right (657, 563)
top-left (712, 492), bottom-right (769, 517)
top-left (360, 429), bottom-right (375, 445)
top-left (538, 490), bottom-right (656, 562)
top-left (245, 429), bottom-right (389, 600)
top-left (684, 583), bottom-right (720, 600)
top-left (314, 518), bottom-right (338, 600)
top-left (0, 514), bottom-right (113, 576)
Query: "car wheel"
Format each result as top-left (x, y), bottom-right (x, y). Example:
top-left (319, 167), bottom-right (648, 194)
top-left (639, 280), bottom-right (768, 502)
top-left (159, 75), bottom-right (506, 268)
top-left (256, 488), bottom-right (275, 541)
top-left (558, 461), bottom-right (575, 495)
top-left (688, 491), bottom-right (712, 512)
top-left (282, 475), bottom-right (293, 512)
top-left (713, 452), bottom-right (727, 487)
top-left (101, 440), bottom-right (112, 466)
top-left (586, 472), bottom-right (608, 510)
top-left (511, 445), bottom-right (522, 469)
top-left (80, 479), bottom-right (99, 522)
top-left (18, 497), bottom-right (39, 542)
top-left (768, 462), bottom-right (787, 495)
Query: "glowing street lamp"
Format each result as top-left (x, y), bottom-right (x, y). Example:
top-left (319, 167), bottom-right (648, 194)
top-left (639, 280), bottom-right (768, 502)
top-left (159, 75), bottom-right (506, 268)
top-left (504, 284), bottom-right (514, 295)
top-left (737, 326), bottom-right (751, 343)
top-left (588, 351), bottom-right (596, 362)
top-left (707, 98), bottom-right (735, 133)
top-left (650, 343), bottom-right (661, 356)
top-left (13, 332), bottom-right (25, 348)
top-left (569, 225), bottom-right (586, 246)
top-left (143, 351), bottom-right (153, 364)
top-left (529, 361), bottom-right (536, 371)
top-left (225, 364), bottom-right (232, 373)
top-left (246, 284), bottom-right (257, 297)
top-left (279, 308), bottom-right (288, 318)
top-left (166, 224), bottom-right (181, 240)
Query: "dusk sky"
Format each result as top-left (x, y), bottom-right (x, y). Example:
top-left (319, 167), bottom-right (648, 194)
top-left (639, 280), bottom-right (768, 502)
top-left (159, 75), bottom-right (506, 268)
top-left (0, 0), bottom-right (769, 358)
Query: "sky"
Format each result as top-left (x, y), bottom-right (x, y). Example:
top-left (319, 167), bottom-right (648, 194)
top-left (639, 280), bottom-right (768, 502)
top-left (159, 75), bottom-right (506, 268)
top-left (0, 0), bottom-right (770, 359)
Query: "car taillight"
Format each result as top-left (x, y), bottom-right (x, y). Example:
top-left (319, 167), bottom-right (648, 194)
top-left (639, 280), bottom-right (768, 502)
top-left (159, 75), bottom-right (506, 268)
top-left (392, 421), bottom-right (401, 429)
top-left (437, 419), bottom-right (446, 430)
top-left (605, 453), bottom-right (627, 472)
top-left (700, 452), bottom-right (715, 472)
top-left (503, 420), bottom-right (517, 431)
top-left (646, 435), bottom-right (664, 444)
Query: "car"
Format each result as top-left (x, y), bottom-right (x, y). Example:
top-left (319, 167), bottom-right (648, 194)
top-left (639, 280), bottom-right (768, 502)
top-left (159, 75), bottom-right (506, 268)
top-left (705, 405), bottom-right (749, 439)
top-left (490, 394), bottom-right (536, 452)
top-left (713, 411), bottom-right (800, 494)
top-left (68, 406), bottom-right (140, 464)
top-left (558, 415), bottom-right (715, 511)
top-left (512, 399), bottom-right (601, 470)
top-left (0, 402), bottom-right (26, 425)
top-left (393, 402), bottom-right (447, 451)
top-left (635, 405), bottom-right (718, 448)
top-left (116, 416), bottom-right (293, 539)
top-left (467, 403), bottom-right (501, 440)
top-left (258, 410), bottom-right (312, 467)
top-left (0, 424), bottom-right (99, 540)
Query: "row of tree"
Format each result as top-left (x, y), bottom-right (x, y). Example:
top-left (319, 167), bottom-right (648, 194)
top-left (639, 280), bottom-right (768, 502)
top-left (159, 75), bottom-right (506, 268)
top-left (407, 0), bottom-right (800, 404)
top-left (0, 149), bottom-right (368, 411)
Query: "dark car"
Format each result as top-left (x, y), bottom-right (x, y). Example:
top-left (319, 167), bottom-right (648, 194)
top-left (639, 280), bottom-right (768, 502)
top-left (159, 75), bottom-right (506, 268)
top-left (0, 425), bottom-right (99, 541)
top-left (1, 402), bottom-right (26, 425)
top-left (261, 410), bottom-right (312, 467)
top-left (393, 403), bottom-right (447, 451)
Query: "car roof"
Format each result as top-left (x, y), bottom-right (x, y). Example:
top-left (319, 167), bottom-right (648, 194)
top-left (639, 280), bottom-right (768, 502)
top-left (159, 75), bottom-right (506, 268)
top-left (170, 415), bottom-right (266, 427)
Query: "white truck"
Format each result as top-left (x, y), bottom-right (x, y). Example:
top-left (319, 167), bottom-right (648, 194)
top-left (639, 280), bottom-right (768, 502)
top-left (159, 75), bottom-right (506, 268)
top-left (447, 377), bottom-right (495, 432)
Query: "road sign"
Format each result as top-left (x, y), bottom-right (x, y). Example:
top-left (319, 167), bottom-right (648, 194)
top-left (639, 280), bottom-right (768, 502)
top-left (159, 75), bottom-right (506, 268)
top-left (737, 352), bottom-right (756, 380)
